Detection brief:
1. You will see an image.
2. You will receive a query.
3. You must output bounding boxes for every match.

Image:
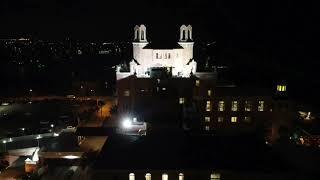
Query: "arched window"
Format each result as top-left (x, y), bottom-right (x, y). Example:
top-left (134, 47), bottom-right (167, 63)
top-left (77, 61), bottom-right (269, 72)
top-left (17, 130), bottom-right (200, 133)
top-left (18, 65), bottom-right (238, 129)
top-left (136, 30), bottom-right (139, 40)
top-left (179, 173), bottom-right (184, 180)
top-left (129, 173), bottom-right (135, 180)
top-left (188, 30), bottom-right (191, 40)
top-left (145, 173), bottom-right (151, 180)
top-left (162, 173), bottom-right (168, 180)
top-left (210, 173), bottom-right (221, 180)
top-left (182, 30), bottom-right (186, 40)
top-left (141, 30), bottom-right (145, 40)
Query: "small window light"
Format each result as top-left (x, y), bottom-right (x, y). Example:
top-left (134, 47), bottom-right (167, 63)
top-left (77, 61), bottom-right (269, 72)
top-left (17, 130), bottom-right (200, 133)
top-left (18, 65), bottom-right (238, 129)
top-left (218, 101), bottom-right (225, 111)
top-left (206, 101), bottom-right (211, 111)
top-left (208, 90), bottom-right (212, 96)
top-left (205, 116), bottom-right (210, 122)
top-left (124, 90), bottom-right (130, 96)
top-left (258, 101), bottom-right (264, 111)
top-left (179, 97), bottom-right (185, 104)
top-left (277, 85), bottom-right (286, 92)
top-left (231, 116), bottom-right (238, 123)
top-left (195, 80), bottom-right (200, 87)
top-left (205, 126), bottom-right (210, 131)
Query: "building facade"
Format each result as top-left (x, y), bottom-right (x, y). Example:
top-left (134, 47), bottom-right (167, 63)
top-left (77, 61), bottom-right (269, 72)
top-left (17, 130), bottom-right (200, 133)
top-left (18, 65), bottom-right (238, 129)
top-left (116, 25), bottom-right (293, 141)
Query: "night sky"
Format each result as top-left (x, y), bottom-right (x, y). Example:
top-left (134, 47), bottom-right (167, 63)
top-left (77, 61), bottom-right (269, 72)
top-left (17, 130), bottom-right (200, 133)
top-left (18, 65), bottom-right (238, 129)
top-left (1, 0), bottom-right (319, 93)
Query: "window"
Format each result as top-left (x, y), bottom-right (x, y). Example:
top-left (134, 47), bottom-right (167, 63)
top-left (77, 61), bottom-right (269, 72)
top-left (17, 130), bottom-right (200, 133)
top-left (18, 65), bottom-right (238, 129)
top-left (164, 53), bottom-right (167, 59)
top-left (179, 97), bottom-right (185, 104)
top-left (231, 116), bottom-right (238, 123)
top-left (141, 30), bottom-right (145, 40)
top-left (205, 116), bottom-right (210, 122)
top-left (205, 126), bottom-right (210, 131)
top-left (218, 101), bottom-right (225, 111)
top-left (129, 173), bottom-right (135, 180)
top-left (218, 117), bottom-right (224, 122)
top-left (145, 173), bottom-right (151, 180)
top-left (124, 90), bottom-right (130, 96)
top-left (206, 101), bottom-right (211, 111)
top-left (258, 101), bottom-right (264, 111)
top-left (162, 174), bottom-right (168, 180)
top-left (168, 53), bottom-right (171, 59)
top-left (156, 53), bottom-right (159, 59)
top-left (178, 173), bottom-right (184, 180)
top-left (208, 90), bottom-right (212, 97)
top-left (210, 173), bottom-right (221, 180)
top-left (231, 101), bottom-right (238, 111)
top-left (244, 116), bottom-right (251, 123)
top-left (195, 80), bottom-right (200, 87)
top-left (277, 85), bottom-right (286, 92)
top-left (245, 101), bottom-right (252, 111)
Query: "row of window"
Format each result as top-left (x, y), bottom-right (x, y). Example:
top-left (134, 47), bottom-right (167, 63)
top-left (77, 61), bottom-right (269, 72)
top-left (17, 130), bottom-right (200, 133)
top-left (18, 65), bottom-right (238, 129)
top-left (156, 53), bottom-right (172, 59)
top-left (204, 116), bottom-right (251, 123)
top-left (129, 172), bottom-right (220, 180)
top-left (206, 100), bottom-right (265, 112)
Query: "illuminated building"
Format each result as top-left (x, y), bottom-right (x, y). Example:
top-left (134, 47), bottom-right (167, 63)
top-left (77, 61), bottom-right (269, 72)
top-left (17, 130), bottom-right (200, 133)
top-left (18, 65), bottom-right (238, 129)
top-left (116, 25), bottom-right (293, 140)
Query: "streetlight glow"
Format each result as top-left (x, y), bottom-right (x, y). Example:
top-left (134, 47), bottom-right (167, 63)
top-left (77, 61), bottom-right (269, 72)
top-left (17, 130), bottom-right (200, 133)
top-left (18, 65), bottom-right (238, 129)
top-left (122, 118), bottom-right (132, 129)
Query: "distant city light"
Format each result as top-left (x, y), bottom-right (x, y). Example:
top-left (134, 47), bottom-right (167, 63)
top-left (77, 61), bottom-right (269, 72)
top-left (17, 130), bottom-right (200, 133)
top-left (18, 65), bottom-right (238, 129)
top-left (50, 124), bottom-right (54, 128)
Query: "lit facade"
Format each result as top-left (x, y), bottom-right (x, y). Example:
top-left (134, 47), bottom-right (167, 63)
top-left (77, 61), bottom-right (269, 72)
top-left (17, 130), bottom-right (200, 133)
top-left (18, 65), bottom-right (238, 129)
top-left (116, 24), bottom-right (197, 80)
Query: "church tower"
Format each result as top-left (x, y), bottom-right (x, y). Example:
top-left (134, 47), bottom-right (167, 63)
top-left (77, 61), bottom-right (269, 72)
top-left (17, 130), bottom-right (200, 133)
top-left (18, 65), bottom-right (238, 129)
top-left (178, 25), bottom-right (196, 75)
top-left (131, 25), bottom-right (149, 75)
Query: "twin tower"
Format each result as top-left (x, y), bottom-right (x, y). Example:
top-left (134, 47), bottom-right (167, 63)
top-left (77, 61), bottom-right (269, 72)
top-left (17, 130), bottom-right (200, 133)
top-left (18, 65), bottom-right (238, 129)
top-left (133, 24), bottom-right (193, 42)
top-left (117, 24), bottom-right (196, 80)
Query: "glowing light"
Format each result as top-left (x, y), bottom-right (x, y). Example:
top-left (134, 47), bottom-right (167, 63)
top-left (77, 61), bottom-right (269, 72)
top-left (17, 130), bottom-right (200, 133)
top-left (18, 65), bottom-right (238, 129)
top-left (1, 102), bottom-right (9, 106)
top-left (53, 133), bottom-right (59, 137)
top-left (50, 124), bottom-right (54, 128)
top-left (63, 155), bottom-right (80, 159)
top-left (122, 118), bottom-right (132, 128)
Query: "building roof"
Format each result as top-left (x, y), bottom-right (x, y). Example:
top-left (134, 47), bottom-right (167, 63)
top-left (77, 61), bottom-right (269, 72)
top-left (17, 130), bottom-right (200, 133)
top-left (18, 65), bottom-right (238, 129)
top-left (93, 129), bottom-right (291, 172)
top-left (214, 86), bottom-right (272, 97)
top-left (143, 41), bottom-right (183, 49)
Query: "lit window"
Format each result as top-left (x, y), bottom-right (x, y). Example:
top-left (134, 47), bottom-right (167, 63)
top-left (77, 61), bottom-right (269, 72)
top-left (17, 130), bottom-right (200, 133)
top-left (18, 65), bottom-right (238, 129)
top-left (162, 87), bottom-right (166, 91)
top-left (258, 101), bottom-right (264, 111)
top-left (195, 80), bottom-right (200, 87)
top-left (277, 85), bottom-right (286, 92)
top-left (206, 101), bottom-right (211, 111)
top-left (162, 173), bottom-right (168, 180)
top-left (179, 173), bottom-right (184, 180)
top-left (210, 173), bottom-right (221, 180)
top-left (245, 101), bottom-right (252, 111)
top-left (179, 97), bottom-right (185, 104)
top-left (205, 126), bottom-right (210, 131)
top-left (157, 79), bottom-right (160, 83)
top-left (244, 116), bottom-right (251, 123)
top-left (231, 116), bottom-right (238, 123)
top-left (218, 101), bottom-right (225, 111)
top-left (218, 117), bottom-right (224, 122)
top-left (208, 90), bottom-right (212, 97)
top-left (145, 173), bottom-right (151, 180)
top-left (231, 101), bottom-right (238, 111)
top-left (205, 116), bottom-right (210, 122)
top-left (129, 173), bottom-right (135, 180)
top-left (124, 90), bottom-right (130, 96)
